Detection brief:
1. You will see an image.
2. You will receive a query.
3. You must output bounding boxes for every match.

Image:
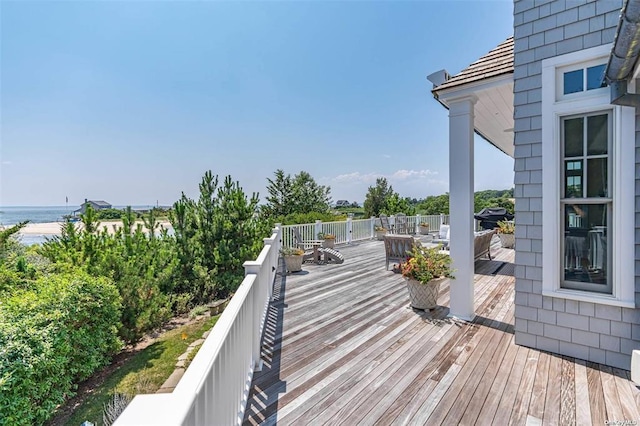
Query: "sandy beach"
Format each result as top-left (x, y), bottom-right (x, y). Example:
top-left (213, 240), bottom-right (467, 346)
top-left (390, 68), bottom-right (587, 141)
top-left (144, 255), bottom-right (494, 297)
top-left (17, 220), bottom-right (174, 236)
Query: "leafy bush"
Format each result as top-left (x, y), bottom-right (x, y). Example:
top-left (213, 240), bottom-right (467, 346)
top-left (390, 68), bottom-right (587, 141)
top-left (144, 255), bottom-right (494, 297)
top-left (188, 305), bottom-right (209, 319)
top-left (0, 271), bottom-right (122, 425)
top-left (95, 208), bottom-right (125, 220)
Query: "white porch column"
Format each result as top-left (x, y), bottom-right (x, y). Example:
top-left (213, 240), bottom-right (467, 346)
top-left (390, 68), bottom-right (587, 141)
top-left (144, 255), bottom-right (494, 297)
top-left (447, 95), bottom-right (477, 321)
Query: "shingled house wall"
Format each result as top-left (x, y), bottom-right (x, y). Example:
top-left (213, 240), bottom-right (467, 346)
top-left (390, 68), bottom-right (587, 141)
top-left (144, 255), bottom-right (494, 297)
top-left (512, 0), bottom-right (640, 370)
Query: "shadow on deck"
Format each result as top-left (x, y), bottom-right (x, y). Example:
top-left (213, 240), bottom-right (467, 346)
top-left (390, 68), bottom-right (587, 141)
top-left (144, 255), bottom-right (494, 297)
top-left (244, 238), bottom-right (640, 425)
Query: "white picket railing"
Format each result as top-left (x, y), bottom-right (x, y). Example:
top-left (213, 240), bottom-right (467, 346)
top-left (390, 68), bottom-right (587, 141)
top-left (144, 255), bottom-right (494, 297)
top-left (114, 213), bottom-right (451, 425)
top-left (114, 226), bottom-right (282, 426)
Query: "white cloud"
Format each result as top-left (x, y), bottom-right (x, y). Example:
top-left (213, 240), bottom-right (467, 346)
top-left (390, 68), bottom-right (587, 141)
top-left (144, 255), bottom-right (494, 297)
top-left (390, 169), bottom-right (438, 180)
top-left (330, 169), bottom-right (438, 184)
top-left (331, 172), bottom-right (380, 184)
top-left (1, 161), bottom-right (12, 165)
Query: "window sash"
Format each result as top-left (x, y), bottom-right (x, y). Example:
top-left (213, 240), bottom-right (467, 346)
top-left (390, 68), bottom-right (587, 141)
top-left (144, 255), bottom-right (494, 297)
top-left (559, 111), bottom-right (612, 294)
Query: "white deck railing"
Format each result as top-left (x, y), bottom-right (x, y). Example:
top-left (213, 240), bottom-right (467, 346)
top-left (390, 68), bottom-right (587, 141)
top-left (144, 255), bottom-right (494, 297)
top-left (280, 214), bottom-right (449, 248)
top-left (114, 213), bottom-right (450, 425)
top-left (114, 226), bottom-right (282, 426)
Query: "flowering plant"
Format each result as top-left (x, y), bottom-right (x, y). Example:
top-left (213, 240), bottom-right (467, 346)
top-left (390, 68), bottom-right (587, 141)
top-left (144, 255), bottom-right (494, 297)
top-left (317, 232), bottom-right (336, 239)
top-left (280, 247), bottom-right (304, 256)
top-left (496, 220), bottom-right (515, 234)
top-left (400, 246), bottom-right (454, 284)
top-left (374, 226), bottom-right (387, 232)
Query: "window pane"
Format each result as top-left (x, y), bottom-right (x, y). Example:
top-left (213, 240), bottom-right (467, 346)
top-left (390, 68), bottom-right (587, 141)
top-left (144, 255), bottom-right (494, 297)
top-left (587, 64), bottom-right (607, 90)
top-left (564, 69), bottom-right (584, 94)
top-left (587, 114), bottom-right (608, 155)
top-left (563, 204), bottom-right (609, 291)
top-left (564, 160), bottom-right (583, 197)
top-left (564, 117), bottom-right (583, 157)
top-left (587, 158), bottom-right (607, 197)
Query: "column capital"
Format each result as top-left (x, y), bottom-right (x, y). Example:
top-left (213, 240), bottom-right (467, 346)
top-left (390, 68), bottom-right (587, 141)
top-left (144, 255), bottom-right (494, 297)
top-left (444, 93), bottom-right (478, 105)
top-left (447, 94), bottom-right (478, 112)
top-left (447, 94), bottom-right (478, 117)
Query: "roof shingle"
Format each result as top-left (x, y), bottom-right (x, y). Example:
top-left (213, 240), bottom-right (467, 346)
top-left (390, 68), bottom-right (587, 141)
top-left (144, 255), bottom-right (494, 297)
top-left (433, 37), bottom-right (514, 92)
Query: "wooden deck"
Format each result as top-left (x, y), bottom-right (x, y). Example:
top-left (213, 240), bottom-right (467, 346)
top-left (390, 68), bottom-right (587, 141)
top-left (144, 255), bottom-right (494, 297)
top-left (244, 238), bottom-right (640, 425)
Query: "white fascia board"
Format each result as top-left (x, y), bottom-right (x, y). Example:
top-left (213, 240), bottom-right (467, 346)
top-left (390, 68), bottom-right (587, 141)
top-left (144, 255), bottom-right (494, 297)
top-left (435, 73), bottom-right (513, 105)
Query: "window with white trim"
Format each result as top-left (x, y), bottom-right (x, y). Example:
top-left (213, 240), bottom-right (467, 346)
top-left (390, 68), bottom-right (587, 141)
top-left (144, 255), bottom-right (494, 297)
top-left (555, 57), bottom-right (609, 100)
top-left (541, 44), bottom-right (635, 308)
top-left (560, 111), bottom-right (611, 293)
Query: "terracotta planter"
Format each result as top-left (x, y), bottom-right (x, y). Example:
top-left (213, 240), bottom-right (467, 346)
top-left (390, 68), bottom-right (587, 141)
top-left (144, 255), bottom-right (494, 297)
top-left (375, 230), bottom-right (387, 241)
top-left (498, 233), bottom-right (515, 249)
top-left (404, 277), bottom-right (446, 310)
top-left (418, 225), bottom-right (430, 235)
top-left (322, 238), bottom-right (335, 249)
top-left (284, 254), bottom-right (303, 273)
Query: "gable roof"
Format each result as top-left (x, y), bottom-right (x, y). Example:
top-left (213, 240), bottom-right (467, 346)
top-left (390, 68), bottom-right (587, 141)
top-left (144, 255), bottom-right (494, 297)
top-left (87, 200), bottom-right (111, 207)
top-left (434, 37), bottom-right (514, 92)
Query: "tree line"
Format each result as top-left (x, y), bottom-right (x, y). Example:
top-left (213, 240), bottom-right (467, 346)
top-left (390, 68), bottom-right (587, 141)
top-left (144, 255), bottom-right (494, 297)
top-left (362, 178), bottom-right (514, 217)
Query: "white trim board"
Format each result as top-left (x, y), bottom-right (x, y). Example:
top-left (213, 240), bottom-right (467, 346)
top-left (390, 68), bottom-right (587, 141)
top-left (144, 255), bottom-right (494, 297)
top-left (541, 44), bottom-right (635, 307)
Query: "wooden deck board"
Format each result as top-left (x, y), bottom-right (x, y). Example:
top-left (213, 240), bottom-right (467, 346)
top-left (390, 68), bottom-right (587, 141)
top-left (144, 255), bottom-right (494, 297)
top-left (242, 238), bottom-right (640, 425)
top-left (559, 356), bottom-right (576, 425)
top-left (587, 361), bottom-right (607, 425)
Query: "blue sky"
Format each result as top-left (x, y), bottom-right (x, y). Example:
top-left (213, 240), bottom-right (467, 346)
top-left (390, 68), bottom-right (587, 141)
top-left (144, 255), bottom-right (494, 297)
top-left (1, 0), bottom-right (514, 207)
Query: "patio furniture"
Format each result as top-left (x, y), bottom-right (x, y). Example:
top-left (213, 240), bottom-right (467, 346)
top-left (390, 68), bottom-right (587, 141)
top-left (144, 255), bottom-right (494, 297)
top-left (429, 227), bottom-right (496, 261)
top-left (379, 214), bottom-right (393, 233)
top-left (321, 247), bottom-right (345, 264)
top-left (431, 224), bottom-right (450, 248)
top-left (383, 234), bottom-right (421, 270)
top-left (474, 207), bottom-right (514, 230)
top-left (292, 227), bottom-right (323, 263)
top-left (474, 229), bottom-right (496, 261)
top-left (395, 213), bottom-right (409, 234)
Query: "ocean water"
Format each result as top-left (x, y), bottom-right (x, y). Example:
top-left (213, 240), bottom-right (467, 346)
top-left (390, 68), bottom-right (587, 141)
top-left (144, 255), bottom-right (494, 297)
top-left (0, 205), bottom-right (162, 226)
top-left (0, 206), bottom-right (79, 226)
top-left (0, 205), bottom-right (164, 245)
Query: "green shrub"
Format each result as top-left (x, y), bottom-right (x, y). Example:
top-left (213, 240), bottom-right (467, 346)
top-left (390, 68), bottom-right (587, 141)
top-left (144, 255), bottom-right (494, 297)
top-left (188, 305), bottom-right (209, 319)
top-left (95, 208), bottom-right (125, 220)
top-left (40, 206), bottom-right (175, 344)
top-left (0, 271), bottom-right (122, 425)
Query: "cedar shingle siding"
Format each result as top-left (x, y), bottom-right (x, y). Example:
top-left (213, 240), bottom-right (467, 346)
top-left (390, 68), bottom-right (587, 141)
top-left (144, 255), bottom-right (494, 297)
top-left (513, 0), bottom-right (640, 370)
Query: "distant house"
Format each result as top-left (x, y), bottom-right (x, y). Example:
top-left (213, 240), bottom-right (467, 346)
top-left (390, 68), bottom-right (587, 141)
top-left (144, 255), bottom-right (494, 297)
top-left (74, 199), bottom-right (112, 214)
top-left (335, 200), bottom-right (350, 208)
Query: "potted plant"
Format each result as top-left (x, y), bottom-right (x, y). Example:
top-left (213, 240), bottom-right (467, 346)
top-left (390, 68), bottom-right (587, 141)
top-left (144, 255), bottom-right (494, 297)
top-left (496, 220), bottom-right (515, 249)
top-left (400, 246), bottom-right (454, 310)
top-left (281, 247), bottom-right (305, 273)
top-left (318, 232), bottom-right (336, 249)
top-left (418, 222), bottom-right (430, 235)
top-left (374, 225), bottom-right (387, 240)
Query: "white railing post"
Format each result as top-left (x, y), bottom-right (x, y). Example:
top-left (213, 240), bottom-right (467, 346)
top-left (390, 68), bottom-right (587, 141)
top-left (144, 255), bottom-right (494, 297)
top-left (440, 213), bottom-right (445, 226)
top-left (346, 215), bottom-right (353, 244)
top-left (370, 216), bottom-right (375, 238)
top-left (314, 220), bottom-right (322, 239)
top-left (243, 265), bottom-right (262, 371)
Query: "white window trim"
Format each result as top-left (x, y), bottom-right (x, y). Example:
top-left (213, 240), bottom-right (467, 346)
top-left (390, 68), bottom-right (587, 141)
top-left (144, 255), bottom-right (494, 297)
top-left (555, 58), bottom-right (609, 101)
top-left (541, 44), bottom-right (636, 308)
